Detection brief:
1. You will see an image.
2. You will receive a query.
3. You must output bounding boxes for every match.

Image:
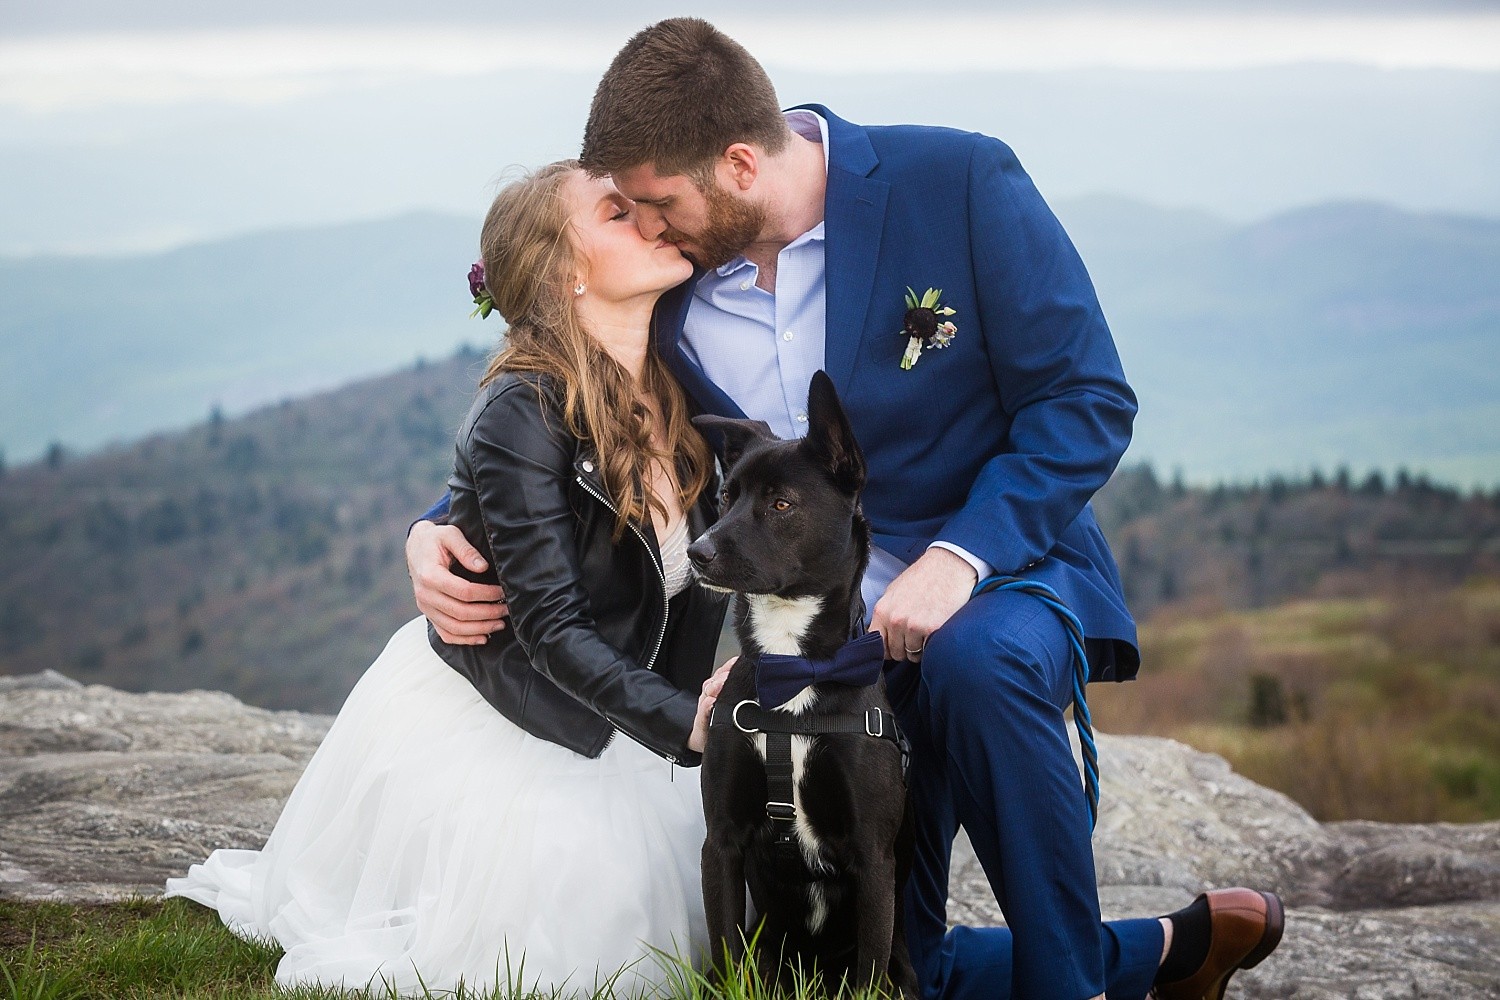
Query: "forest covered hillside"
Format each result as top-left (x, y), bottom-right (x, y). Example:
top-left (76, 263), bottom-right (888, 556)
top-left (3, 345), bottom-right (1496, 712)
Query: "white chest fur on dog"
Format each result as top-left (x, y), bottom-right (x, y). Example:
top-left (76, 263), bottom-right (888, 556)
top-left (745, 594), bottom-right (823, 658)
top-left (744, 594), bottom-right (836, 930)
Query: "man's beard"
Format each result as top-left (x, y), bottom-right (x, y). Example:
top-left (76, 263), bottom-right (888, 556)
top-left (667, 182), bottom-right (767, 270)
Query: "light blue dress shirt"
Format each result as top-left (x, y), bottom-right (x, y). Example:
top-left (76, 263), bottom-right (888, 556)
top-left (681, 111), bottom-right (989, 620)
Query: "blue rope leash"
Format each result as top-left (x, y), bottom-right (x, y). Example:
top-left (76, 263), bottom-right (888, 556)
top-left (971, 575), bottom-right (1100, 833)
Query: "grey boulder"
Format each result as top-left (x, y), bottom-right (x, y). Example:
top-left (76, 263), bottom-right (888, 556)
top-left (2, 673), bottom-right (1496, 997)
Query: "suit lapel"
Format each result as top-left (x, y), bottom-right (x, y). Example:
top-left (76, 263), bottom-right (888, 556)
top-left (799, 106), bottom-right (890, 395)
top-left (653, 271), bottom-right (746, 419)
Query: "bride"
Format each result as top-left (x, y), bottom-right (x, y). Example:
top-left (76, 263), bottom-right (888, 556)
top-left (166, 160), bottom-right (733, 996)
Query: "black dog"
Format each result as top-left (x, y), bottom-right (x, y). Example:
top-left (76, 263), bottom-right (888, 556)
top-left (689, 371), bottom-right (918, 997)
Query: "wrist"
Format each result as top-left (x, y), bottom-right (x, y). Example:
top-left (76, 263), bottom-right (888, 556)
top-left (405, 519), bottom-right (443, 579)
top-left (924, 545), bottom-right (979, 588)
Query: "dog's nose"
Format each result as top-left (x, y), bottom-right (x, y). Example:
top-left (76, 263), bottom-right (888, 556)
top-left (686, 535), bottom-right (717, 569)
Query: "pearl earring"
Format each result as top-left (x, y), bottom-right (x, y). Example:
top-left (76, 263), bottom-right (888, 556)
top-left (574, 283), bottom-right (586, 297)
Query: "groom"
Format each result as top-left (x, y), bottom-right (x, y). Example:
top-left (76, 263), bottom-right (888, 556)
top-left (407, 18), bottom-right (1282, 1000)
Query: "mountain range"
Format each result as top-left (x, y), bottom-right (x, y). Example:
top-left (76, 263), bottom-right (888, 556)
top-left (1054, 197), bottom-right (1500, 485)
top-left (4, 196), bottom-right (1497, 484)
top-left (0, 211), bottom-right (479, 471)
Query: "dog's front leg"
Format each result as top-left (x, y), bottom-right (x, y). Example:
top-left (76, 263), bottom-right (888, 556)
top-left (701, 836), bottom-right (748, 977)
top-left (887, 891), bottom-right (920, 999)
top-left (889, 794), bottom-right (920, 998)
top-left (852, 850), bottom-right (898, 993)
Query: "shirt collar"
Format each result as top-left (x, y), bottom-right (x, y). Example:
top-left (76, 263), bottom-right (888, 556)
top-left (784, 108), bottom-right (831, 170)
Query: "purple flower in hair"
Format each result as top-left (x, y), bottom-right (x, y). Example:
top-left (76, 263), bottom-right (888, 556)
top-left (468, 260), bottom-right (495, 319)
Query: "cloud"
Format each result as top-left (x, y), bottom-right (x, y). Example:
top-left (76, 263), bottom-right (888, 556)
top-left (0, 27), bottom-right (615, 110)
top-left (5, 0), bottom-right (1498, 34)
top-left (4, 12), bottom-right (1499, 112)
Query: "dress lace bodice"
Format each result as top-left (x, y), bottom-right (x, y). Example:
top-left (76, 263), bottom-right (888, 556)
top-left (657, 516), bottom-right (693, 599)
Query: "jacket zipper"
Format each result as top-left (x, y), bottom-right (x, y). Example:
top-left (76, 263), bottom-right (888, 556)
top-left (574, 472), bottom-right (675, 762)
top-left (573, 473), bottom-right (669, 672)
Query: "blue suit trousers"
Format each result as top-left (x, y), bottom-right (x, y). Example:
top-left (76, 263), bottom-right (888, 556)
top-left (885, 589), bottom-right (1164, 1000)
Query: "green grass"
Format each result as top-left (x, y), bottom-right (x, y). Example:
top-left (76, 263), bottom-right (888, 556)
top-left (0, 898), bottom-right (896, 1000)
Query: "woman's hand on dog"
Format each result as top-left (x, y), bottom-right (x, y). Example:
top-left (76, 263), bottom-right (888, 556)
top-left (689, 657), bottom-right (738, 753)
top-left (871, 548), bottom-right (978, 662)
top-left (407, 521), bottom-right (509, 645)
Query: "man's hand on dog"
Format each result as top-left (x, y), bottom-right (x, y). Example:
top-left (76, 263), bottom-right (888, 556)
top-left (690, 657), bottom-right (738, 754)
top-left (872, 547), bottom-right (978, 662)
top-left (407, 521), bottom-right (509, 645)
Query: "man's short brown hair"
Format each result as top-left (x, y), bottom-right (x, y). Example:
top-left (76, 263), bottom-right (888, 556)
top-left (580, 18), bottom-right (791, 180)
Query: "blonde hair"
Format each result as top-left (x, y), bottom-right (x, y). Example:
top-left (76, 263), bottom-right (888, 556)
top-left (477, 159), bottom-right (712, 539)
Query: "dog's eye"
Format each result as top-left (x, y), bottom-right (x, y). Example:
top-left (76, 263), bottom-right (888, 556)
top-left (772, 499), bottom-right (792, 512)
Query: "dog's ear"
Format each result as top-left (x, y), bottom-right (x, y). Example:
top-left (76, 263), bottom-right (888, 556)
top-left (692, 414), bottom-right (777, 470)
top-left (802, 370), bottom-right (866, 496)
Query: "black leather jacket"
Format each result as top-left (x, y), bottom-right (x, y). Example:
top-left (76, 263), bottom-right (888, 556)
top-left (430, 372), bottom-right (727, 766)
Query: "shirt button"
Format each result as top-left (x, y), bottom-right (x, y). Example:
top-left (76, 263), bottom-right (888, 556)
top-left (739, 279), bottom-right (752, 291)
top-left (795, 412), bottom-right (808, 423)
top-left (783, 330), bottom-right (794, 342)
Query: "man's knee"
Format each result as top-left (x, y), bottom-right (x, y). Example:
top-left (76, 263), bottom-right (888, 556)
top-left (921, 590), bottom-right (1071, 708)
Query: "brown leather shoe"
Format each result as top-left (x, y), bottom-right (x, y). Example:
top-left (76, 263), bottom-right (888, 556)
top-left (1151, 888), bottom-right (1285, 1000)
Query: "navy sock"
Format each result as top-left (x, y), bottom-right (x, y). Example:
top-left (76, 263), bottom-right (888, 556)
top-left (1155, 896), bottom-right (1212, 984)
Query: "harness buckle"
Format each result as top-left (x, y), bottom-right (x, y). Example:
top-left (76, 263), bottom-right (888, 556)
top-left (766, 801), bottom-right (796, 821)
top-left (865, 707), bottom-right (884, 738)
top-left (732, 699), bottom-right (761, 734)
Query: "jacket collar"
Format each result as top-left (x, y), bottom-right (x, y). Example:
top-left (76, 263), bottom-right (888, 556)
top-left (571, 451), bottom-right (719, 552)
top-left (653, 268), bottom-right (747, 419)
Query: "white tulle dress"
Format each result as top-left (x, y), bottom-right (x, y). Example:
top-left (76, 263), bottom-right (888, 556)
top-left (165, 517), bottom-right (707, 997)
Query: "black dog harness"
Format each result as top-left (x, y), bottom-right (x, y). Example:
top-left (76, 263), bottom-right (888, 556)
top-left (709, 632), bottom-right (904, 852)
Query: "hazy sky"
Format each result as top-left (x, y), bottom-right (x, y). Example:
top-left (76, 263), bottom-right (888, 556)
top-left (2, 1), bottom-right (1497, 253)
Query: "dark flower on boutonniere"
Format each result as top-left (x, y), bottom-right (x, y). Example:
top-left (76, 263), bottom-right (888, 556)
top-left (899, 287), bottom-right (958, 370)
top-left (468, 261), bottom-right (495, 319)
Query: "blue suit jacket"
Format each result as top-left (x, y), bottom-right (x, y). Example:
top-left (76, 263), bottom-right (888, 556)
top-left (655, 107), bottom-right (1141, 681)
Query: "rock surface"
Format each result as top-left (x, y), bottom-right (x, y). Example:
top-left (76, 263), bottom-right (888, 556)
top-left (3, 672), bottom-right (1498, 996)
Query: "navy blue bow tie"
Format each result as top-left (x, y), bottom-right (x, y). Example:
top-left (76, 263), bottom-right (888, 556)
top-left (755, 631), bottom-right (888, 709)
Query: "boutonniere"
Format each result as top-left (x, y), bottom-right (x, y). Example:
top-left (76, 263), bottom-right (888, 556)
top-left (898, 287), bottom-right (958, 370)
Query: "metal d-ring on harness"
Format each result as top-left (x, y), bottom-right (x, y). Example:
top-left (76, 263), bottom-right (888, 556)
top-left (972, 575), bottom-right (1100, 832)
top-left (710, 697), bottom-right (904, 852)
